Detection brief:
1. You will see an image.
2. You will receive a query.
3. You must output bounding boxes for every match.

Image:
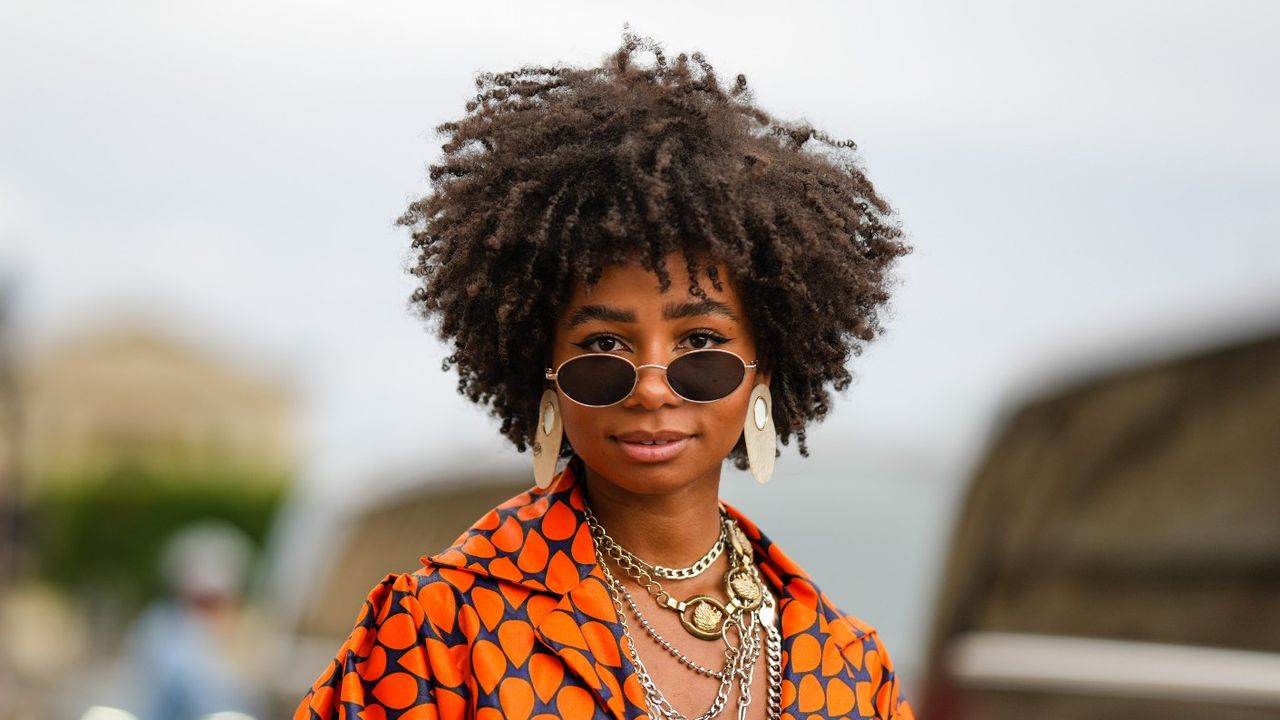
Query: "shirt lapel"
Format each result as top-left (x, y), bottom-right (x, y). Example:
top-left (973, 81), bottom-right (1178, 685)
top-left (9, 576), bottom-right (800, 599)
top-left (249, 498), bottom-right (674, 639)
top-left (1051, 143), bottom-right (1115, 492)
top-left (724, 501), bottom-right (886, 718)
top-left (426, 459), bottom-right (647, 720)
top-left (531, 570), bottom-right (644, 720)
top-left (425, 463), bottom-right (881, 720)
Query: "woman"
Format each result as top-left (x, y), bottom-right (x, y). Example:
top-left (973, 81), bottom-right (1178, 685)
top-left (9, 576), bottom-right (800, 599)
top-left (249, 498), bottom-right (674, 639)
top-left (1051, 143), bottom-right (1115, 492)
top-left (296, 33), bottom-right (914, 720)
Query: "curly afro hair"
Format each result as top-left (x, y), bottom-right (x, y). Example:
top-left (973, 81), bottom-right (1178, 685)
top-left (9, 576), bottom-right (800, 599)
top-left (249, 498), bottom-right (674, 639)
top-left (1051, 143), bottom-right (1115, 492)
top-left (399, 31), bottom-right (911, 466)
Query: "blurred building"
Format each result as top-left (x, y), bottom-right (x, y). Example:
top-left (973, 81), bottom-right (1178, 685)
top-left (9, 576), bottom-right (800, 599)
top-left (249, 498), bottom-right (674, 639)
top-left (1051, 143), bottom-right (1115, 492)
top-left (9, 323), bottom-right (293, 491)
top-left (922, 326), bottom-right (1280, 719)
top-left (0, 320), bottom-right (295, 720)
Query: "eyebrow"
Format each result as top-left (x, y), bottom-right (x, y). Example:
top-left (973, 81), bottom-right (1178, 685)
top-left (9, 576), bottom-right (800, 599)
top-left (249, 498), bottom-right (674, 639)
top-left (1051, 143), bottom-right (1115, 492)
top-left (566, 304), bottom-right (637, 327)
top-left (565, 300), bottom-right (739, 328)
top-left (663, 299), bottom-right (739, 322)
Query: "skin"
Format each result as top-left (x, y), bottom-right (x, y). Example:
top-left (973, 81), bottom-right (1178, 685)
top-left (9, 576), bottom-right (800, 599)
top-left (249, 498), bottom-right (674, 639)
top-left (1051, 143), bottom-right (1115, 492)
top-left (549, 251), bottom-right (773, 717)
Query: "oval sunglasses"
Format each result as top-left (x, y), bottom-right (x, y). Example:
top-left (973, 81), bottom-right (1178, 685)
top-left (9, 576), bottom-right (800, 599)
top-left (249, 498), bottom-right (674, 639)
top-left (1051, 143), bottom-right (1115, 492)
top-left (545, 349), bottom-right (758, 407)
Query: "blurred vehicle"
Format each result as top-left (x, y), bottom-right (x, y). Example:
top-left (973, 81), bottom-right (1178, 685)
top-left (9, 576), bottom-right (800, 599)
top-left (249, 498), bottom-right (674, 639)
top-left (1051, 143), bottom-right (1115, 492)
top-left (921, 326), bottom-right (1280, 719)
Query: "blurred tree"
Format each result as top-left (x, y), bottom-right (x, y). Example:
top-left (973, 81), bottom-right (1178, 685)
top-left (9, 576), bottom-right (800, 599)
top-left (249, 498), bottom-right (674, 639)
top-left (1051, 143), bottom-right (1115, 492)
top-left (0, 320), bottom-right (296, 642)
top-left (30, 467), bottom-right (283, 621)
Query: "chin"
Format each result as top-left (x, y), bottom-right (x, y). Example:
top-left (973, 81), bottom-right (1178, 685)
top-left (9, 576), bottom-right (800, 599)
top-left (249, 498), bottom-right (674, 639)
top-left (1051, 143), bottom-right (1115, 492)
top-left (607, 466), bottom-right (698, 496)
top-left (577, 440), bottom-right (730, 496)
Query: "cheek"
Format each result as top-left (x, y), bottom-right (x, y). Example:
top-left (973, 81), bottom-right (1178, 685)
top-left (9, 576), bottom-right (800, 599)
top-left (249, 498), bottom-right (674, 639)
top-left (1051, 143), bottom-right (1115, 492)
top-left (707, 389), bottom-right (751, 445)
top-left (556, 399), bottom-right (597, 447)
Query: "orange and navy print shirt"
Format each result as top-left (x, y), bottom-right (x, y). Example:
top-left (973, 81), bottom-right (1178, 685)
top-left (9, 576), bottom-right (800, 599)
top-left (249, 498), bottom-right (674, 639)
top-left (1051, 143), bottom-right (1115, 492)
top-left (295, 461), bottom-right (914, 720)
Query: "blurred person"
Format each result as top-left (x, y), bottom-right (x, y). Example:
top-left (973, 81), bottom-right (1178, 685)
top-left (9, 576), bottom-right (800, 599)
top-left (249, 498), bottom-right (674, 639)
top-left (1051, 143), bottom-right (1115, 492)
top-left (296, 32), bottom-right (913, 720)
top-left (124, 521), bottom-right (264, 720)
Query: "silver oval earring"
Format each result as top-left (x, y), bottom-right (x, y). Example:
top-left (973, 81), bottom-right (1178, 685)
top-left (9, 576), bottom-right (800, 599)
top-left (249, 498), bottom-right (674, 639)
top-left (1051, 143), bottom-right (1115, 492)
top-left (743, 383), bottom-right (776, 484)
top-left (533, 389), bottom-right (563, 489)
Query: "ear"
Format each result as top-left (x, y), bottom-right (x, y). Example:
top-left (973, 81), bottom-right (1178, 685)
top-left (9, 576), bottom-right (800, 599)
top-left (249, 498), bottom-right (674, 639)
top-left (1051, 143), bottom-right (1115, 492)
top-left (753, 365), bottom-right (770, 390)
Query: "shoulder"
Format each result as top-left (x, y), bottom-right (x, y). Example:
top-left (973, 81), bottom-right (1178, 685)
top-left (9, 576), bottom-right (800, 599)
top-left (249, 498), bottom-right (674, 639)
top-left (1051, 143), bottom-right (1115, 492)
top-left (820, 596), bottom-right (914, 720)
top-left (295, 569), bottom-right (479, 715)
top-left (725, 503), bottom-right (914, 719)
top-left (319, 571), bottom-right (432, 664)
top-left (424, 472), bottom-right (597, 596)
top-left (778, 590), bottom-right (913, 719)
top-left (296, 473), bottom-right (592, 719)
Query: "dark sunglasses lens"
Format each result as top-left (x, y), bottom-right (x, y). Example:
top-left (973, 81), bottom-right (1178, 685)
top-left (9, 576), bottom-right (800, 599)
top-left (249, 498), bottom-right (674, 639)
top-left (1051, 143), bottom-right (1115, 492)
top-left (556, 355), bottom-right (636, 406)
top-left (667, 351), bottom-right (745, 402)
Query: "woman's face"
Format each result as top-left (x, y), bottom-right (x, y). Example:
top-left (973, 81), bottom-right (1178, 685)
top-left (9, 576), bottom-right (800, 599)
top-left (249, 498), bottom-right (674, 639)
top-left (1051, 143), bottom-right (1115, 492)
top-left (550, 253), bottom-right (763, 496)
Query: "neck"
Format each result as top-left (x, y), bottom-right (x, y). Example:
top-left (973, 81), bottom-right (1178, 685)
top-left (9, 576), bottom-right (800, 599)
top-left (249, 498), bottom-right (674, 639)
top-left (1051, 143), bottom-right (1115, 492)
top-left (579, 460), bottom-right (724, 568)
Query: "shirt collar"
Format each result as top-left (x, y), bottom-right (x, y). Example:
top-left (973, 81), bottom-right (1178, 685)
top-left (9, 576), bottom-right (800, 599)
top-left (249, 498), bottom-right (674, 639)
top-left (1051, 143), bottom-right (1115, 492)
top-left (421, 457), bottom-right (872, 719)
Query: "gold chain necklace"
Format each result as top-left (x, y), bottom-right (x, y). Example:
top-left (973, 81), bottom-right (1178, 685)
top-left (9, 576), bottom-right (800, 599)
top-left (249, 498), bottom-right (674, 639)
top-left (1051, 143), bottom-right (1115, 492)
top-left (584, 500), bottom-right (783, 720)
top-left (584, 504), bottom-right (763, 641)
top-left (609, 526), bottom-right (727, 580)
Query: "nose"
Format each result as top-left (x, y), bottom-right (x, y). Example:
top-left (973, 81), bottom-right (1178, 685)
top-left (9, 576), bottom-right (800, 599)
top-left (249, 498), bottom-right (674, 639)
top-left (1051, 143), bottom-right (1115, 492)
top-left (625, 361), bottom-right (681, 410)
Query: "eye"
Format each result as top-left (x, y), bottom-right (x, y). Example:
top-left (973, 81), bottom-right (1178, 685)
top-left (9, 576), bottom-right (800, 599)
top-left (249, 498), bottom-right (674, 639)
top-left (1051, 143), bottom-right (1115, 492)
top-left (683, 331), bottom-right (730, 350)
top-left (574, 334), bottom-right (628, 353)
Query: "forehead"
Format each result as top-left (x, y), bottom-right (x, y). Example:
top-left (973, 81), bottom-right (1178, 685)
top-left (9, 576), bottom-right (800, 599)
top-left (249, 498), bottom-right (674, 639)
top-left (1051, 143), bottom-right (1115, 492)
top-left (561, 255), bottom-right (745, 317)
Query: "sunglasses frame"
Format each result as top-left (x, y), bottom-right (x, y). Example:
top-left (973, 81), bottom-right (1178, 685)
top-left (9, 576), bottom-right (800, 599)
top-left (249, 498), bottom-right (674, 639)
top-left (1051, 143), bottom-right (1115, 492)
top-left (545, 348), bottom-right (758, 408)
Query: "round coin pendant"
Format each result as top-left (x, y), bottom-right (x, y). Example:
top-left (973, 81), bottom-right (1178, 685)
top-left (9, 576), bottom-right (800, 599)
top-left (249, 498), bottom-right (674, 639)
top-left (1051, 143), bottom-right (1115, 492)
top-left (680, 594), bottom-right (728, 641)
top-left (729, 523), bottom-right (752, 558)
top-left (725, 566), bottom-right (763, 611)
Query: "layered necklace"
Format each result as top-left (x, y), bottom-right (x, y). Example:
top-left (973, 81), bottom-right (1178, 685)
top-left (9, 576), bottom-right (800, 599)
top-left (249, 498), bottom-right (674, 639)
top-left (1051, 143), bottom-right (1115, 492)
top-left (583, 502), bottom-right (782, 720)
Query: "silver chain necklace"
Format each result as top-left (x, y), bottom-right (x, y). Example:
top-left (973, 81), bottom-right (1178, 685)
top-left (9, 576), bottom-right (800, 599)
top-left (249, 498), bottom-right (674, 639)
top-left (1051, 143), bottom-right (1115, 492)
top-left (618, 577), bottom-right (725, 678)
top-left (598, 556), bottom-right (739, 720)
top-left (592, 501), bottom-right (727, 581)
top-left (587, 507), bottom-right (760, 641)
top-left (585, 501), bottom-right (783, 720)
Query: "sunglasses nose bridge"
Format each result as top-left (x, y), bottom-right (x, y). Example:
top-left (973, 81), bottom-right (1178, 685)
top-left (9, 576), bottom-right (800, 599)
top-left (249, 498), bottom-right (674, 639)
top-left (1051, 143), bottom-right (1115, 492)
top-left (627, 358), bottom-right (686, 404)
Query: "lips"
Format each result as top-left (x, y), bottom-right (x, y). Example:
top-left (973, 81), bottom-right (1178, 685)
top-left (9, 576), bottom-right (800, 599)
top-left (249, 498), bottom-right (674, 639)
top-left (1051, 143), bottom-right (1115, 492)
top-left (613, 430), bottom-right (693, 462)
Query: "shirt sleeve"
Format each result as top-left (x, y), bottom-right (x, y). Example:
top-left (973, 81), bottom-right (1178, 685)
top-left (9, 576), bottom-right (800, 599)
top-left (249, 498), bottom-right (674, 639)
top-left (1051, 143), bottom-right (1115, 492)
top-left (293, 572), bottom-right (466, 720)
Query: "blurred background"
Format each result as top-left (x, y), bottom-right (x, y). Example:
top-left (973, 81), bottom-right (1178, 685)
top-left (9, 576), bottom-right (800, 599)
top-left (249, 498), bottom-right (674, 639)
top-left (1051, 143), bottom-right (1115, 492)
top-left (1, 1), bottom-right (1277, 718)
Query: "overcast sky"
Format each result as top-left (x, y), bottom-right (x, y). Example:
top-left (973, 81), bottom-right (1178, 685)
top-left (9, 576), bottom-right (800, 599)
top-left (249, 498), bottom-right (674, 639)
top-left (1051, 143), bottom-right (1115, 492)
top-left (4, 0), bottom-right (1278, 485)
top-left (4, 0), bottom-right (1275, 492)
top-left (3, 0), bottom-right (1278, 683)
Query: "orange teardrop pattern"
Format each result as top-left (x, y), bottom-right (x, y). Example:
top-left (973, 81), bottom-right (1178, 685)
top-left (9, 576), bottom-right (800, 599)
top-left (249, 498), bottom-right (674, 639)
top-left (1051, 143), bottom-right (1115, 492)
top-left (797, 674), bottom-right (825, 714)
top-left (418, 582), bottom-right (457, 636)
top-left (789, 633), bottom-right (821, 674)
top-left (555, 685), bottom-right (597, 720)
top-left (397, 645), bottom-right (430, 679)
top-left (471, 639), bottom-right (507, 694)
top-left (471, 586), bottom-right (506, 631)
top-left (545, 550), bottom-right (581, 594)
top-left (529, 652), bottom-right (565, 704)
top-left (497, 677), bottom-right (534, 720)
top-left (538, 609), bottom-right (588, 650)
top-left (370, 672), bottom-right (417, 710)
top-left (491, 515), bottom-right (525, 553)
top-left (821, 636), bottom-right (844, 677)
top-left (567, 578), bottom-right (616, 623)
top-left (357, 645), bottom-right (386, 682)
top-left (377, 611), bottom-right (418, 650)
top-left (497, 619), bottom-right (535, 668)
top-left (581, 621), bottom-right (622, 668)
top-left (826, 677), bottom-right (856, 716)
top-left (294, 463), bottom-right (915, 720)
top-left (517, 531), bottom-right (549, 574)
